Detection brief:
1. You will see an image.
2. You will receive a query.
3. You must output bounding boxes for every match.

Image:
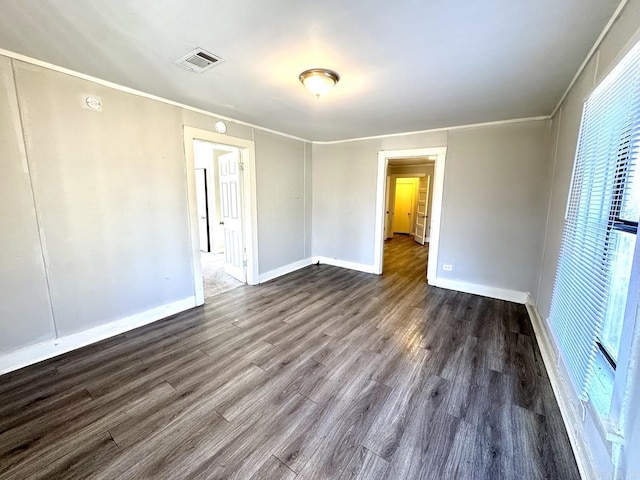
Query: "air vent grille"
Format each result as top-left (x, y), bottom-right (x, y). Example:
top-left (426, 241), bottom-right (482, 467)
top-left (175, 48), bottom-right (224, 73)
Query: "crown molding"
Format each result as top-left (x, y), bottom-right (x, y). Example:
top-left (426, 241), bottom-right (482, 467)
top-left (550, 0), bottom-right (629, 118)
top-left (1, 47), bottom-right (550, 145)
top-left (311, 115), bottom-right (551, 145)
top-left (0, 47), bottom-right (312, 143)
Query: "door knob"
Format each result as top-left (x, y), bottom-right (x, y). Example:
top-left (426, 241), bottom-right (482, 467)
top-left (219, 221), bottom-right (225, 225)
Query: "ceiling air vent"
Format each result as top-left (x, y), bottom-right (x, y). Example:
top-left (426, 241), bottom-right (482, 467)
top-left (175, 48), bottom-right (224, 73)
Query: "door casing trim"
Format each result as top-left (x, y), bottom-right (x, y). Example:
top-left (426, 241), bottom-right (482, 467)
top-left (374, 147), bottom-right (446, 280)
top-left (183, 127), bottom-right (259, 305)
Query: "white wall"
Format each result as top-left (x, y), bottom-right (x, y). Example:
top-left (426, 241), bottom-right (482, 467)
top-left (0, 56), bottom-right (55, 353)
top-left (313, 139), bottom-right (382, 266)
top-left (182, 112), bottom-right (312, 275)
top-left (312, 121), bottom-right (550, 296)
top-left (304, 142), bottom-right (313, 259)
top-left (1, 55), bottom-right (312, 367)
top-left (312, 132), bottom-right (447, 267)
top-left (254, 130), bottom-right (312, 273)
top-left (12, 60), bottom-right (195, 338)
top-left (535, 0), bottom-right (640, 477)
top-left (442, 122), bottom-right (550, 295)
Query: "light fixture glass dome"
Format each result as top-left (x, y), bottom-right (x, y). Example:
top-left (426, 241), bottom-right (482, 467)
top-left (299, 69), bottom-right (340, 98)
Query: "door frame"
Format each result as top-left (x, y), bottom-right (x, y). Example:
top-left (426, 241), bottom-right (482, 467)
top-left (416, 174), bottom-right (431, 244)
top-left (194, 168), bottom-right (211, 253)
top-left (374, 147), bottom-right (447, 280)
top-left (183, 127), bottom-right (259, 305)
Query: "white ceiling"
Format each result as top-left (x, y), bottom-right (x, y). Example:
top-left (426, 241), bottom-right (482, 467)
top-left (0, 1), bottom-right (619, 141)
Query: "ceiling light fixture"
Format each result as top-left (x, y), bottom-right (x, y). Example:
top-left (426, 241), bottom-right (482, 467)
top-left (299, 68), bottom-right (340, 98)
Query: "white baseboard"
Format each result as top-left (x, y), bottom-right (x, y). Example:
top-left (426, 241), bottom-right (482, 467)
top-left (259, 258), bottom-right (313, 283)
top-left (429, 277), bottom-right (529, 304)
top-left (525, 294), bottom-right (596, 480)
top-left (0, 296), bottom-right (196, 375)
top-left (312, 256), bottom-right (377, 274)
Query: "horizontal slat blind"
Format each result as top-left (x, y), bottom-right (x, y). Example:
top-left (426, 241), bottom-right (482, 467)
top-left (550, 41), bottom-right (640, 400)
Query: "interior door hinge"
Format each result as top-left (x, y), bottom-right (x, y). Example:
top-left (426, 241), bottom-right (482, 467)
top-left (243, 259), bottom-right (247, 267)
top-left (239, 161), bottom-right (245, 172)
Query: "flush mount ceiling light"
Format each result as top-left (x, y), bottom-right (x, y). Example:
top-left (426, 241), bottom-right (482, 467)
top-left (299, 68), bottom-right (340, 98)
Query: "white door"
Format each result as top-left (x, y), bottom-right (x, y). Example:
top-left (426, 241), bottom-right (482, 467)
top-left (218, 150), bottom-right (246, 283)
top-left (414, 175), bottom-right (431, 245)
top-left (195, 169), bottom-right (210, 252)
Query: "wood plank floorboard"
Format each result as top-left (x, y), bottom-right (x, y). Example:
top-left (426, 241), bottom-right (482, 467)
top-left (250, 456), bottom-right (297, 480)
top-left (0, 235), bottom-right (580, 479)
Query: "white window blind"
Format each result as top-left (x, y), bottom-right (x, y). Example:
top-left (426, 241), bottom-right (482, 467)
top-left (550, 41), bottom-right (640, 401)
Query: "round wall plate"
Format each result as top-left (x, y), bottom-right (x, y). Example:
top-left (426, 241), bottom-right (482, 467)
top-left (214, 121), bottom-right (227, 134)
top-left (85, 96), bottom-right (101, 110)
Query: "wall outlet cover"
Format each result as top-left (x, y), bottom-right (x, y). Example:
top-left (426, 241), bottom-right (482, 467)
top-left (82, 95), bottom-right (102, 111)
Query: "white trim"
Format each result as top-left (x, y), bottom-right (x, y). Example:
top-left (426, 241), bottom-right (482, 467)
top-left (550, 0), bottom-right (629, 118)
top-left (312, 256), bottom-right (377, 274)
top-left (428, 150), bottom-right (446, 281)
top-left (0, 47), bottom-right (310, 143)
top-left (313, 116), bottom-right (550, 145)
top-left (609, 195), bottom-right (640, 446)
top-left (183, 134), bottom-right (205, 305)
top-left (374, 147), bottom-right (447, 278)
top-left (536, 107), bottom-right (563, 305)
top-left (429, 277), bottom-right (529, 304)
top-left (183, 127), bottom-right (260, 301)
top-left (1, 47), bottom-right (553, 145)
top-left (525, 295), bottom-right (597, 480)
top-left (584, 29), bottom-right (640, 107)
top-left (0, 296), bottom-right (196, 375)
top-left (258, 258), bottom-right (313, 283)
top-left (9, 58), bottom-right (59, 338)
top-left (241, 147), bottom-right (260, 286)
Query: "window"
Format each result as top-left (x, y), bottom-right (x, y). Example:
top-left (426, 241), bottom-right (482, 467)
top-left (600, 123), bottom-right (638, 365)
top-left (549, 40), bottom-right (640, 408)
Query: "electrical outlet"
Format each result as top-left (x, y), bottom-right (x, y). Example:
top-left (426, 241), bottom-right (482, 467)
top-left (443, 264), bottom-right (453, 271)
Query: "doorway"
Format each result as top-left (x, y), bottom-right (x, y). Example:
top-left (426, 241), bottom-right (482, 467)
top-left (192, 140), bottom-right (246, 298)
top-left (386, 171), bottom-right (433, 244)
top-left (184, 127), bottom-right (259, 306)
top-left (195, 168), bottom-right (211, 253)
top-left (374, 147), bottom-right (446, 281)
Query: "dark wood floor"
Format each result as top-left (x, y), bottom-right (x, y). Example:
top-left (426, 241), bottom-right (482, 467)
top-left (0, 235), bottom-right (579, 479)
